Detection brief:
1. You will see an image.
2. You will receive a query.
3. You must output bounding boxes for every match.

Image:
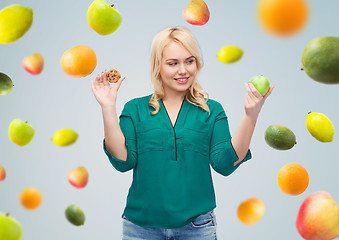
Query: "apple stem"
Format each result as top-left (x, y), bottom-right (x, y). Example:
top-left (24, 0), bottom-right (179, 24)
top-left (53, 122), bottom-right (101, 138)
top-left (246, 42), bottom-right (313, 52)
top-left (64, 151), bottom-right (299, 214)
top-left (111, 4), bottom-right (114, 7)
top-left (301, 67), bottom-right (304, 71)
top-left (6, 212), bottom-right (9, 217)
top-left (25, 121), bottom-right (28, 124)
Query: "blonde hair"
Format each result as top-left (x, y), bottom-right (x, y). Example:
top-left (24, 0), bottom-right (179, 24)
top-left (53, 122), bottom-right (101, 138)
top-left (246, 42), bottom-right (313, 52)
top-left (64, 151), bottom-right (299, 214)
top-left (149, 26), bottom-right (209, 115)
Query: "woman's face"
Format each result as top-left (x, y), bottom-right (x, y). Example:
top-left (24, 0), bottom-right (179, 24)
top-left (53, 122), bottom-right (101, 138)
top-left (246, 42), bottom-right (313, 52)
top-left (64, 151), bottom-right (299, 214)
top-left (160, 41), bottom-right (197, 97)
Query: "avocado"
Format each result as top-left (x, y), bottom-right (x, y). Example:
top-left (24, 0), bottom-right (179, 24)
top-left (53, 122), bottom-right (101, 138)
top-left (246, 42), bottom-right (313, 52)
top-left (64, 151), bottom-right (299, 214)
top-left (265, 124), bottom-right (296, 150)
top-left (302, 36), bottom-right (339, 84)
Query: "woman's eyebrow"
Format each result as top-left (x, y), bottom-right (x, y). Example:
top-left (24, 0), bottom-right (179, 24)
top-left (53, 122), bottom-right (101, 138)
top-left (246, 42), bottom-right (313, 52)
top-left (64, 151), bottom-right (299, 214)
top-left (165, 56), bottom-right (195, 61)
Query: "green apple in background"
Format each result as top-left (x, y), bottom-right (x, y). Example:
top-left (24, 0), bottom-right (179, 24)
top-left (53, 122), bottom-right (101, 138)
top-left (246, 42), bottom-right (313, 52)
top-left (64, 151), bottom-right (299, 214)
top-left (8, 119), bottom-right (35, 146)
top-left (250, 75), bottom-right (270, 96)
top-left (0, 72), bottom-right (13, 95)
top-left (87, 0), bottom-right (122, 35)
top-left (0, 213), bottom-right (23, 240)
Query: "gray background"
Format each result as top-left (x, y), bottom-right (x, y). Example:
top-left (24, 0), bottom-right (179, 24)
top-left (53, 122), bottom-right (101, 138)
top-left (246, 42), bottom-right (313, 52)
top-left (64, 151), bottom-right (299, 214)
top-left (1, 0), bottom-right (339, 239)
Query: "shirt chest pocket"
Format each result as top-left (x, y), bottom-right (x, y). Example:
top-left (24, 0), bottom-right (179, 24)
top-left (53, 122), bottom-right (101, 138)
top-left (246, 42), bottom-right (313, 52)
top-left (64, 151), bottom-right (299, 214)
top-left (183, 120), bottom-right (210, 156)
top-left (136, 120), bottom-right (165, 154)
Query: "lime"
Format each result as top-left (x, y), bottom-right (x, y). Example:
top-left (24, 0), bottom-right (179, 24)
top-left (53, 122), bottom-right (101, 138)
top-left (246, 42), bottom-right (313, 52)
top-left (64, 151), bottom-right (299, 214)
top-left (265, 124), bottom-right (296, 150)
top-left (65, 204), bottom-right (85, 226)
top-left (0, 72), bottom-right (13, 95)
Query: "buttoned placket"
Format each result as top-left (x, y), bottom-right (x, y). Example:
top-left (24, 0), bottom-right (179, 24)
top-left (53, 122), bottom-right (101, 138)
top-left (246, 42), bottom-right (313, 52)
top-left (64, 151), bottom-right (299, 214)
top-left (161, 98), bottom-right (185, 161)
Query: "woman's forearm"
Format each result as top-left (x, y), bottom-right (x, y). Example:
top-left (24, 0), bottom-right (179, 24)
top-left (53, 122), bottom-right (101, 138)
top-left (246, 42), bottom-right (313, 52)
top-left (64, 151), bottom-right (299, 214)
top-left (231, 113), bottom-right (258, 166)
top-left (102, 105), bottom-right (128, 161)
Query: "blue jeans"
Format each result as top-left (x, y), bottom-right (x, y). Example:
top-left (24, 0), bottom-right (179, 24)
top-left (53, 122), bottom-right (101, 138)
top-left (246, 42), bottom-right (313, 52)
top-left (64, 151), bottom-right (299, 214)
top-left (122, 210), bottom-right (217, 240)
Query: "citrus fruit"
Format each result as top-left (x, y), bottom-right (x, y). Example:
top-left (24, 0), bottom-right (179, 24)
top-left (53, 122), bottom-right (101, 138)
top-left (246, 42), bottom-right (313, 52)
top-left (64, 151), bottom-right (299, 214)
top-left (217, 45), bottom-right (243, 64)
top-left (0, 213), bottom-right (23, 240)
top-left (0, 72), bottom-right (13, 95)
top-left (65, 204), bottom-right (85, 226)
top-left (19, 187), bottom-right (42, 210)
top-left (51, 128), bottom-right (78, 147)
top-left (277, 163), bottom-right (309, 196)
top-left (237, 197), bottom-right (265, 225)
top-left (257, 0), bottom-right (309, 37)
top-left (264, 124), bottom-right (296, 150)
top-left (306, 112), bottom-right (335, 142)
top-left (0, 4), bottom-right (33, 44)
top-left (60, 45), bottom-right (97, 77)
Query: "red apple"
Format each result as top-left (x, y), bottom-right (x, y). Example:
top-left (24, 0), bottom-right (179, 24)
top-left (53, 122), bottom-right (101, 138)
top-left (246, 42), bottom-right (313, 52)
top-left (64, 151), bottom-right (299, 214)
top-left (0, 166), bottom-right (6, 181)
top-left (68, 166), bottom-right (88, 189)
top-left (23, 53), bottom-right (44, 75)
top-left (296, 191), bottom-right (339, 240)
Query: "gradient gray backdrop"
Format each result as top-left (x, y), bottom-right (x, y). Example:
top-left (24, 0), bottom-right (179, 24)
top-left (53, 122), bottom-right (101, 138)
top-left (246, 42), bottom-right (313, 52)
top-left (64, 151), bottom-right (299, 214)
top-left (1, 0), bottom-right (339, 239)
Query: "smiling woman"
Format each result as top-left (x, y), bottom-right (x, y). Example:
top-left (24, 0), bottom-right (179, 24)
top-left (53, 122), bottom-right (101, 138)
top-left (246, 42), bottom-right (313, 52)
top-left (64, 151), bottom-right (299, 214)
top-left (90, 26), bottom-right (273, 239)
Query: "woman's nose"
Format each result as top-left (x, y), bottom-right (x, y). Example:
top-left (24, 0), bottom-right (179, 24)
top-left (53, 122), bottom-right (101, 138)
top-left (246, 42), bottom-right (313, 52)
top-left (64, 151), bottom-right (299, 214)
top-left (178, 63), bottom-right (187, 75)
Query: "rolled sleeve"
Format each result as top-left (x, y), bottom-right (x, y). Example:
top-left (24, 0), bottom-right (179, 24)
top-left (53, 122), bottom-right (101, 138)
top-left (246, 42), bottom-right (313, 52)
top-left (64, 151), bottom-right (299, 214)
top-left (209, 103), bottom-right (252, 176)
top-left (103, 101), bottom-right (137, 172)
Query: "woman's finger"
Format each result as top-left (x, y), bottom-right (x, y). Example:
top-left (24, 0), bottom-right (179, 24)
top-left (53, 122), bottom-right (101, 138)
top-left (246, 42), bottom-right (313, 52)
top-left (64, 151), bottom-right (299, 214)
top-left (113, 77), bottom-right (125, 91)
top-left (263, 86), bottom-right (274, 100)
top-left (103, 70), bottom-right (110, 86)
top-left (248, 82), bottom-right (264, 99)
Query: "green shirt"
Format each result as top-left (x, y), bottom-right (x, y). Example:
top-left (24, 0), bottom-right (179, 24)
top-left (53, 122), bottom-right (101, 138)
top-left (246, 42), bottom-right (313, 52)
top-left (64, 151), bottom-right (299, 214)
top-left (103, 94), bottom-right (251, 229)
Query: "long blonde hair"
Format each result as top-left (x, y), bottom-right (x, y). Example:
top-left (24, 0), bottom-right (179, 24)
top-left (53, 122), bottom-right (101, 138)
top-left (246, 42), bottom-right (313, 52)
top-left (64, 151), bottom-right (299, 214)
top-left (149, 26), bottom-right (209, 115)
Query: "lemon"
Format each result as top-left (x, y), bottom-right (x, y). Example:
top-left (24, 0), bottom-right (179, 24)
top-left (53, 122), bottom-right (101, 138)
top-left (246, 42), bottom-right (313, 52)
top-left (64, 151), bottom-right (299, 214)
top-left (0, 4), bottom-right (33, 44)
top-left (306, 112), bottom-right (334, 142)
top-left (51, 128), bottom-right (78, 147)
top-left (217, 45), bottom-right (243, 64)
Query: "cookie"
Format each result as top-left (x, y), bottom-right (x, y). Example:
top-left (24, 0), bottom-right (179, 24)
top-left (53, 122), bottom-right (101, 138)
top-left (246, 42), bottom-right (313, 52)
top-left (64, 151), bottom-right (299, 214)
top-left (106, 69), bottom-right (121, 83)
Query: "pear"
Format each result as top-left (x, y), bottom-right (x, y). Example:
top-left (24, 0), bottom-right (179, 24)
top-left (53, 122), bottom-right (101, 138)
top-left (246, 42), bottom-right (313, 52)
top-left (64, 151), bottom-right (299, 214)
top-left (183, 0), bottom-right (210, 26)
top-left (296, 191), bottom-right (339, 240)
top-left (87, 0), bottom-right (122, 35)
top-left (0, 4), bottom-right (33, 44)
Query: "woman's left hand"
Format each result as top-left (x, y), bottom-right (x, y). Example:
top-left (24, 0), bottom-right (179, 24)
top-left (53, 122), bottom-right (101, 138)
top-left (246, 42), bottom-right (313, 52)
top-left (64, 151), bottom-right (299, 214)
top-left (244, 82), bottom-right (274, 119)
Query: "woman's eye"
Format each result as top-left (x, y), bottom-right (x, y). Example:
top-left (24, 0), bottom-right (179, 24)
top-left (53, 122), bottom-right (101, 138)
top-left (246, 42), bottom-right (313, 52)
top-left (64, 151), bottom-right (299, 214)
top-left (169, 62), bottom-right (177, 66)
top-left (186, 59), bottom-right (194, 64)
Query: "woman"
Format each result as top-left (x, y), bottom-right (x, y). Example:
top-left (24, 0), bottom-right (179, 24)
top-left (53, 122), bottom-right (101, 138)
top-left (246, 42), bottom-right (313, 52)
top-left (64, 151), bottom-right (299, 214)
top-left (91, 26), bottom-right (273, 240)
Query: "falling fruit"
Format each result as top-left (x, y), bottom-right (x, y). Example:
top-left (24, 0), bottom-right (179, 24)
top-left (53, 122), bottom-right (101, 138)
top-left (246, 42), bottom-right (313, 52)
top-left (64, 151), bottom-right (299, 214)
top-left (296, 191), bottom-right (339, 240)
top-left (8, 119), bottom-right (35, 146)
top-left (0, 165), bottom-right (6, 181)
top-left (237, 197), bottom-right (265, 225)
top-left (0, 4), bottom-right (33, 44)
top-left (68, 166), bottom-right (89, 189)
top-left (65, 204), bottom-right (85, 226)
top-left (264, 124), bottom-right (296, 150)
top-left (277, 163), bottom-right (309, 196)
top-left (20, 187), bottom-right (42, 210)
top-left (0, 212), bottom-right (23, 240)
top-left (249, 75), bottom-right (270, 96)
top-left (60, 45), bottom-right (97, 77)
top-left (0, 72), bottom-right (13, 95)
top-left (257, 0), bottom-right (308, 37)
top-left (51, 128), bottom-right (78, 147)
top-left (182, 0), bottom-right (210, 26)
top-left (87, 0), bottom-right (122, 35)
top-left (302, 36), bottom-right (339, 84)
top-left (217, 46), bottom-right (243, 64)
top-left (22, 53), bottom-right (44, 75)
top-left (306, 112), bottom-right (334, 143)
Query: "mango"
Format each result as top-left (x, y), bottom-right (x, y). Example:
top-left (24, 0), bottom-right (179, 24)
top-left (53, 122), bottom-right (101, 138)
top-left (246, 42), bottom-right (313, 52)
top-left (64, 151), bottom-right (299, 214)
top-left (302, 36), bottom-right (339, 84)
top-left (0, 4), bottom-right (33, 44)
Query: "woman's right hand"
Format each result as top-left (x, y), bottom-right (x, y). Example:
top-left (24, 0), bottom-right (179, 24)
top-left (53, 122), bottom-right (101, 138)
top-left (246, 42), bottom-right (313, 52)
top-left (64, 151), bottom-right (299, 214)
top-left (91, 70), bottom-right (125, 108)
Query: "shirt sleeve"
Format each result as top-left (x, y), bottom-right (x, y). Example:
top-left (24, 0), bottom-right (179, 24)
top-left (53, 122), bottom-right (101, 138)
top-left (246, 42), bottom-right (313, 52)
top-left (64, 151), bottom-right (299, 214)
top-left (103, 101), bottom-right (137, 173)
top-left (209, 103), bottom-right (251, 176)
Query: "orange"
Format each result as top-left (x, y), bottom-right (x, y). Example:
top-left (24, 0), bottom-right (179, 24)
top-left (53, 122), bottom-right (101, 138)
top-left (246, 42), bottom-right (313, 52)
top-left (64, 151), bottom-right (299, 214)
top-left (60, 45), bottom-right (97, 77)
top-left (277, 163), bottom-right (309, 196)
top-left (20, 187), bottom-right (42, 210)
top-left (237, 197), bottom-right (265, 225)
top-left (257, 0), bottom-right (309, 37)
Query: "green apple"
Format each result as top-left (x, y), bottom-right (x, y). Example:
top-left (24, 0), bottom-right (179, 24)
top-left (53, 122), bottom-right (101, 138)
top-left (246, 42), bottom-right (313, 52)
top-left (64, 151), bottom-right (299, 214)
top-left (8, 119), bottom-right (35, 146)
top-left (87, 0), bottom-right (122, 35)
top-left (250, 75), bottom-right (270, 96)
top-left (0, 72), bottom-right (13, 95)
top-left (0, 213), bottom-right (23, 240)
